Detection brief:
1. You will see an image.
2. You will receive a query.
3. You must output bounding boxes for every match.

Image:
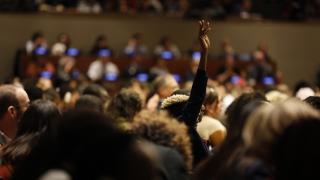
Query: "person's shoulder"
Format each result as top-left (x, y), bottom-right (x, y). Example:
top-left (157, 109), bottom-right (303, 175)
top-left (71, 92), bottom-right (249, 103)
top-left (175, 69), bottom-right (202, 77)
top-left (200, 116), bottom-right (226, 131)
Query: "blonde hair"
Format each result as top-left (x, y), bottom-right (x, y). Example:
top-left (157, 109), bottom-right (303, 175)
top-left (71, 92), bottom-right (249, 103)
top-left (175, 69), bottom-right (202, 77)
top-left (243, 98), bottom-right (320, 162)
top-left (160, 94), bottom-right (189, 109)
top-left (265, 90), bottom-right (289, 103)
top-left (130, 110), bottom-right (193, 170)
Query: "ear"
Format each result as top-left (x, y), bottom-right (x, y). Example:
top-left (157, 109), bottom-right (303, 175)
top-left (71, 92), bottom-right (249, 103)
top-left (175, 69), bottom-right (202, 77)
top-left (8, 106), bottom-right (17, 119)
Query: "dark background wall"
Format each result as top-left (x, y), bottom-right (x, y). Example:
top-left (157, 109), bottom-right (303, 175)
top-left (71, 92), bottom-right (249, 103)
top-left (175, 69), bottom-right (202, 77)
top-left (0, 13), bottom-right (319, 86)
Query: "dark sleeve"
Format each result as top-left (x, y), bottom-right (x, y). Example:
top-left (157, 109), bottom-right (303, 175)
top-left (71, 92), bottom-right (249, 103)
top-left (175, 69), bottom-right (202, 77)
top-left (180, 68), bottom-right (208, 127)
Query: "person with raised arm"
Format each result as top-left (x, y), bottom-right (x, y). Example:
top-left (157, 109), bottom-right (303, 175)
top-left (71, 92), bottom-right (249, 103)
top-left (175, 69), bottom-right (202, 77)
top-left (161, 20), bottom-right (212, 167)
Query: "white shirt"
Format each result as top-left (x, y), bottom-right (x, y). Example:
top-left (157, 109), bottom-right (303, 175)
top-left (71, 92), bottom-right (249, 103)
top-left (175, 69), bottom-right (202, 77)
top-left (51, 43), bottom-right (67, 56)
top-left (87, 60), bottom-right (119, 81)
top-left (197, 115), bottom-right (226, 141)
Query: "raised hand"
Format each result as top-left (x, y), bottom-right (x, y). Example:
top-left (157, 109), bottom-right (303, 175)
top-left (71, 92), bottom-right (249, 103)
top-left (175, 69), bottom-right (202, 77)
top-left (198, 20), bottom-right (212, 52)
top-left (198, 19), bottom-right (212, 71)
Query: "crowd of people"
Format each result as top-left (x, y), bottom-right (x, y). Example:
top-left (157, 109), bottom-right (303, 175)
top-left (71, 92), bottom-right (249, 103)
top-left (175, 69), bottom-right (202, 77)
top-left (15, 29), bottom-right (277, 88)
top-left (1, 0), bottom-right (320, 20)
top-left (0, 20), bottom-right (320, 180)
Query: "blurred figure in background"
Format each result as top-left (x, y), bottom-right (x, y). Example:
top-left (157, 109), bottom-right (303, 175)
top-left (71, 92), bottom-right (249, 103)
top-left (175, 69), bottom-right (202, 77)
top-left (146, 74), bottom-right (179, 112)
top-left (77, 0), bottom-right (102, 13)
top-left (154, 36), bottom-right (181, 60)
top-left (56, 55), bottom-right (78, 86)
top-left (218, 39), bottom-right (237, 60)
top-left (75, 94), bottom-right (103, 113)
top-left (25, 31), bottom-right (48, 55)
top-left (257, 41), bottom-right (272, 62)
top-left (123, 33), bottom-right (148, 58)
top-left (51, 33), bottom-right (71, 56)
top-left (247, 50), bottom-right (274, 85)
top-left (216, 55), bottom-right (240, 84)
top-left (90, 35), bottom-right (114, 56)
top-left (87, 51), bottom-right (119, 82)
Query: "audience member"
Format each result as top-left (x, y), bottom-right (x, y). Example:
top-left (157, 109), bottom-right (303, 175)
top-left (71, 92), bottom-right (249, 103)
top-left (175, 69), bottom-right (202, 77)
top-left (185, 58), bottom-right (200, 81)
top-left (216, 55), bottom-right (241, 84)
top-left (10, 110), bottom-right (159, 180)
top-left (192, 92), bottom-right (267, 180)
top-left (123, 33), bottom-right (148, 58)
top-left (247, 50), bottom-right (274, 85)
top-left (123, 54), bottom-right (148, 79)
top-left (257, 42), bottom-right (272, 62)
top-left (105, 88), bottom-right (142, 130)
top-left (196, 87), bottom-right (226, 149)
top-left (77, 0), bottom-right (102, 13)
top-left (1, 100), bottom-right (60, 178)
top-left (24, 86), bottom-right (43, 102)
top-left (304, 96), bottom-right (320, 111)
top-left (161, 20), bottom-right (211, 166)
top-left (218, 39), bottom-right (237, 60)
top-left (82, 83), bottom-right (109, 102)
top-left (56, 56), bottom-right (77, 85)
top-left (90, 35), bottom-right (113, 56)
top-left (273, 118), bottom-right (320, 179)
top-left (51, 33), bottom-right (71, 56)
top-left (154, 36), bottom-right (181, 60)
top-left (146, 74), bottom-right (179, 112)
top-left (87, 52), bottom-right (119, 82)
top-left (265, 90), bottom-right (289, 103)
top-left (131, 110), bottom-right (192, 174)
top-left (149, 59), bottom-right (170, 77)
top-left (0, 85), bottom-right (30, 143)
top-left (240, 99), bottom-right (320, 179)
top-left (25, 31), bottom-right (48, 55)
top-left (75, 94), bottom-right (103, 112)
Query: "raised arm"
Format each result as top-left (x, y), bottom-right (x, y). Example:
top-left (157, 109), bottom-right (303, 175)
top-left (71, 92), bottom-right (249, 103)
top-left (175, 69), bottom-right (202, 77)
top-left (181, 20), bottom-right (212, 127)
top-left (198, 20), bottom-right (211, 71)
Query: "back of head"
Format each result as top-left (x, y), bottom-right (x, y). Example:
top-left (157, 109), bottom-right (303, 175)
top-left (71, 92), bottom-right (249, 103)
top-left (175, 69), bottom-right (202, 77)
top-left (243, 99), bottom-right (320, 163)
top-left (0, 85), bottom-right (20, 119)
top-left (131, 110), bottom-right (192, 170)
top-left (225, 92), bottom-right (267, 135)
top-left (160, 89), bottom-right (190, 119)
top-left (82, 84), bottom-right (109, 102)
top-left (11, 110), bottom-right (159, 180)
top-left (17, 99), bottom-right (60, 136)
top-left (75, 95), bottom-right (103, 113)
top-left (43, 88), bottom-right (60, 101)
top-left (106, 88), bottom-right (142, 123)
top-left (304, 96), bottom-right (320, 111)
top-left (151, 74), bottom-right (179, 99)
top-left (54, 110), bottom-right (155, 180)
top-left (24, 86), bottom-right (43, 102)
top-left (204, 87), bottom-right (219, 106)
top-left (265, 90), bottom-right (289, 103)
top-left (274, 118), bottom-right (320, 180)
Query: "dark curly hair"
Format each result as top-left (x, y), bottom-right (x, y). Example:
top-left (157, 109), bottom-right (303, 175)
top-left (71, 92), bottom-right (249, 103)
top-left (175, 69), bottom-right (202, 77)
top-left (130, 110), bottom-right (193, 170)
top-left (105, 88), bottom-right (142, 129)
